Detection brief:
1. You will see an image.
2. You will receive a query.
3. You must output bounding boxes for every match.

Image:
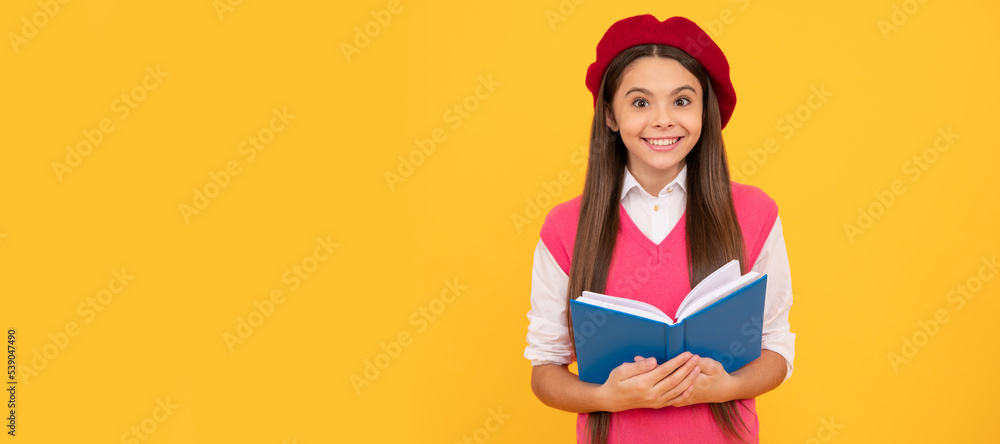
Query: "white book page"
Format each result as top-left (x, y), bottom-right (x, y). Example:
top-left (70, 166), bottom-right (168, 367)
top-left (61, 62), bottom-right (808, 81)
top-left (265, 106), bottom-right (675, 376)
top-left (578, 291), bottom-right (674, 324)
top-left (679, 259), bottom-right (741, 316)
top-left (675, 271), bottom-right (760, 321)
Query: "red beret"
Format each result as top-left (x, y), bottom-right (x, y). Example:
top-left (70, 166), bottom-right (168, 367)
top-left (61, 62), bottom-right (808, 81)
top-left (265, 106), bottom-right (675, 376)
top-left (586, 15), bottom-right (737, 129)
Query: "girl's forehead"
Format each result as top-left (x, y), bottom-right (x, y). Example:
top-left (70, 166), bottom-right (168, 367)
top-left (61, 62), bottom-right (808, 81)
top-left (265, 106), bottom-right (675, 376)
top-left (618, 57), bottom-right (700, 95)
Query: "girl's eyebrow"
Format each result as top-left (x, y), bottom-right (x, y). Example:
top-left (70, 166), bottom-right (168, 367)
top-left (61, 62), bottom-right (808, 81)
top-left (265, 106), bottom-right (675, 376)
top-left (624, 85), bottom-right (697, 97)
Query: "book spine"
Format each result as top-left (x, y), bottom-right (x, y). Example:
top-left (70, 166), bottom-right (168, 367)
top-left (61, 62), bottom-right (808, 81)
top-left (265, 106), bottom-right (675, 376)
top-left (667, 322), bottom-right (685, 359)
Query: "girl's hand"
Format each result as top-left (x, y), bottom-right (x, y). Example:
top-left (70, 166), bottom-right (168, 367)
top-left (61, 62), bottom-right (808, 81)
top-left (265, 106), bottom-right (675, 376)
top-left (596, 352), bottom-right (701, 412)
top-left (668, 355), bottom-right (736, 407)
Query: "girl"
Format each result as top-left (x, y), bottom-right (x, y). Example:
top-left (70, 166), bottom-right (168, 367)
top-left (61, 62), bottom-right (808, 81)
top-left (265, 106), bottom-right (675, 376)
top-left (524, 14), bottom-right (796, 444)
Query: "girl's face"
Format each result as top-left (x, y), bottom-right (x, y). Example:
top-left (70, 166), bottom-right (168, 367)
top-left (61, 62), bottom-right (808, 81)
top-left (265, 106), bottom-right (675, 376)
top-left (605, 56), bottom-right (703, 186)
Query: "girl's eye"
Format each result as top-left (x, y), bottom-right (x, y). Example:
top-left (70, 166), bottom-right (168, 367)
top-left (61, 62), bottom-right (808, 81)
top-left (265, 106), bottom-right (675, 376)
top-left (631, 98), bottom-right (649, 108)
top-left (674, 97), bottom-right (692, 106)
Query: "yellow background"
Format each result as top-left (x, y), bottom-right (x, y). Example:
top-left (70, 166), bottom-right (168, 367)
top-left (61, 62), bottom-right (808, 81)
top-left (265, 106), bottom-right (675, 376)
top-left (1, 0), bottom-right (998, 442)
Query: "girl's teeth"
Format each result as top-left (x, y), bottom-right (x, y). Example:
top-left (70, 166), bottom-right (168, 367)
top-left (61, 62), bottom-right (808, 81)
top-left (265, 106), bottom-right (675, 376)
top-left (647, 138), bottom-right (680, 146)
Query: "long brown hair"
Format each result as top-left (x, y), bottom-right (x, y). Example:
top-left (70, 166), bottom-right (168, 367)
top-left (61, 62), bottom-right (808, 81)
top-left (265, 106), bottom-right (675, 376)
top-left (566, 44), bottom-right (754, 444)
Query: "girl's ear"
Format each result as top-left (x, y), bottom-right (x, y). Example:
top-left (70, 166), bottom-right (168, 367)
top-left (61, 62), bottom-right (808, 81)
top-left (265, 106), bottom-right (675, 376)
top-left (604, 106), bottom-right (619, 132)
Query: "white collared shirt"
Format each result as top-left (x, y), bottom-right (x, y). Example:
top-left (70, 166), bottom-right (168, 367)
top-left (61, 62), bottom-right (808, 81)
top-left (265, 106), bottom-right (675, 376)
top-left (524, 164), bottom-right (796, 383)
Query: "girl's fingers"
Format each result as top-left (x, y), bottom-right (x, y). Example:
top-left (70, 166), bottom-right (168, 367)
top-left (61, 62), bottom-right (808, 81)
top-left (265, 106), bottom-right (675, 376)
top-left (636, 352), bottom-right (689, 383)
top-left (659, 365), bottom-right (701, 407)
top-left (649, 353), bottom-right (698, 388)
top-left (668, 379), bottom-right (697, 407)
top-left (610, 356), bottom-right (657, 382)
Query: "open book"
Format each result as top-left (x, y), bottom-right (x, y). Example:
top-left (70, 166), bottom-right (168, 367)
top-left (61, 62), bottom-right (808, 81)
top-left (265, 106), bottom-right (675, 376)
top-left (570, 259), bottom-right (767, 384)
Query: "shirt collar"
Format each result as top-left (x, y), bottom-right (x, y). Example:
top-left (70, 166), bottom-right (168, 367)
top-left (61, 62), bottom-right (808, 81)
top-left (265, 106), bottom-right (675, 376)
top-left (620, 164), bottom-right (688, 201)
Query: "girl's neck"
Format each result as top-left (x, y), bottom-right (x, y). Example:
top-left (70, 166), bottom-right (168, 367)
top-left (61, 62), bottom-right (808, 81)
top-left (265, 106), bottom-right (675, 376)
top-left (626, 160), bottom-right (685, 197)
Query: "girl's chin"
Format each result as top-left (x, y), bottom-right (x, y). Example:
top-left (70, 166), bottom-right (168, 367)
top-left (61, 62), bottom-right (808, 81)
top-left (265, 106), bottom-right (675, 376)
top-left (629, 159), bottom-right (686, 173)
top-left (630, 151), bottom-right (686, 167)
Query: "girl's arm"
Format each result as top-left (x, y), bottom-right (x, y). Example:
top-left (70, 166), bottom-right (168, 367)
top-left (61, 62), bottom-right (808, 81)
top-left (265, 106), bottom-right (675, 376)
top-left (730, 214), bottom-right (795, 397)
top-left (755, 216), bottom-right (796, 381)
top-left (531, 364), bottom-right (608, 413)
top-left (726, 350), bottom-right (787, 399)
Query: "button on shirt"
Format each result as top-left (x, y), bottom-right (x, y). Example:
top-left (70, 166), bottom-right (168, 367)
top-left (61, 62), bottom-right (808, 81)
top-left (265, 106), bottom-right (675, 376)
top-left (524, 164), bottom-right (796, 383)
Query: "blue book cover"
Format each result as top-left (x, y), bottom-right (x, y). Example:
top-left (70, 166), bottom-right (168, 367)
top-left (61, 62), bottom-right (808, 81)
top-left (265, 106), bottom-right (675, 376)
top-left (569, 266), bottom-right (767, 384)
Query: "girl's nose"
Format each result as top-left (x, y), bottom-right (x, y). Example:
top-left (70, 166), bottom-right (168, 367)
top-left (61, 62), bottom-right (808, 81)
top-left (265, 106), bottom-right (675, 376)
top-left (652, 106), bottom-right (674, 128)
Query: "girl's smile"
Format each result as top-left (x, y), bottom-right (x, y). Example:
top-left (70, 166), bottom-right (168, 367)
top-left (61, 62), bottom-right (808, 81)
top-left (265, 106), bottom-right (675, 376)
top-left (643, 136), bottom-right (685, 151)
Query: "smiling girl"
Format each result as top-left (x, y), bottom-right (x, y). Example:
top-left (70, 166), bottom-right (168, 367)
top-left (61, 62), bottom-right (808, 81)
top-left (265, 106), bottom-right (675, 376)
top-left (524, 15), bottom-right (796, 443)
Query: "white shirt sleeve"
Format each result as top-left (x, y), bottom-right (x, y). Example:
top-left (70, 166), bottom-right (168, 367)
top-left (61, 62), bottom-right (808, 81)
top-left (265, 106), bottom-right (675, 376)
top-left (524, 239), bottom-right (574, 366)
top-left (750, 215), bottom-right (796, 383)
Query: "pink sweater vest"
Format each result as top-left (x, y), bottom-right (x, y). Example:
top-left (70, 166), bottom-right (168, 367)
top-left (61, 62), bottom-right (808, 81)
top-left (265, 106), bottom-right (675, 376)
top-left (539, 182), bottom-right (778, 444)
